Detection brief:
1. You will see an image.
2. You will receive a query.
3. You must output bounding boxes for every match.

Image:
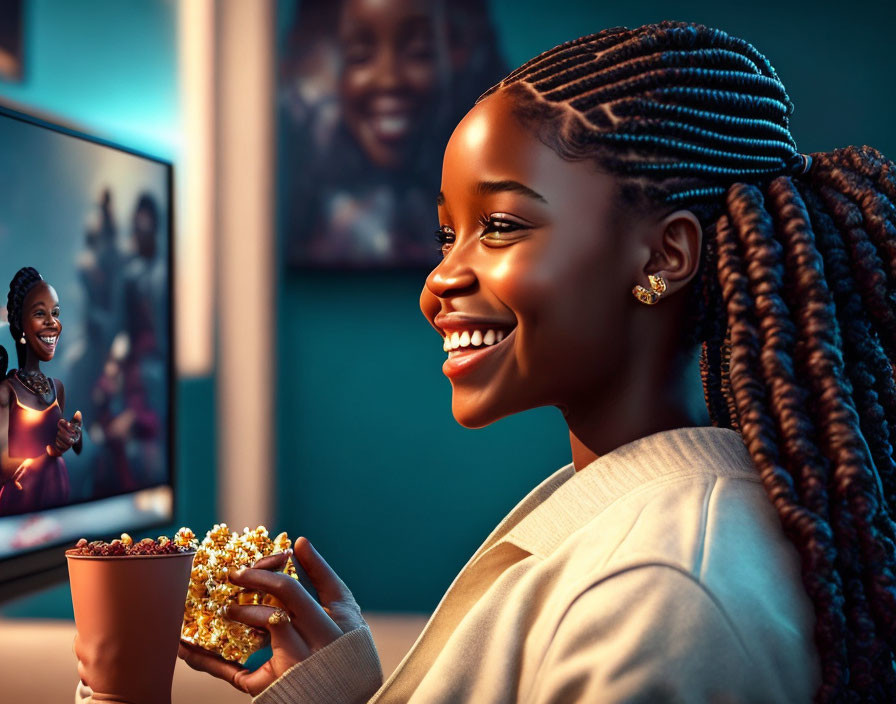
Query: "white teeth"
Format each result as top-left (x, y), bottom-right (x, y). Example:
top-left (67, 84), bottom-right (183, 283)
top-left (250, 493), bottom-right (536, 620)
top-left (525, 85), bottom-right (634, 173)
top-left (443, 328), bottom-right (512, 353)
top-left (40, 336), bottom-right (57, 345)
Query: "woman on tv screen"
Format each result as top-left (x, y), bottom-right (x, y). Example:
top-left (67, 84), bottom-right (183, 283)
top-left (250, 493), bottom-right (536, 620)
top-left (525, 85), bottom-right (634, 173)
top-left (0, 266), bottom-right (82, 516)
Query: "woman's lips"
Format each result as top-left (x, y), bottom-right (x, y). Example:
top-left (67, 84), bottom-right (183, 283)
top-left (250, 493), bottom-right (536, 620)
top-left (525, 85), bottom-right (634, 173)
top-left (441, 327), bottom-right (516, 380)
top-left (369, 113), bottom-right (411, 142)
top-left (38, 334), bottom-right (58, 354)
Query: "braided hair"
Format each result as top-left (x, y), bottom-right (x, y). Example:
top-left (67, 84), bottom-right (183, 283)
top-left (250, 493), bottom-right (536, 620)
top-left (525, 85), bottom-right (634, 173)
top-left (481, 21), bottom-right (896, 702)
top-left (1, 266), bottom-right (44, 376)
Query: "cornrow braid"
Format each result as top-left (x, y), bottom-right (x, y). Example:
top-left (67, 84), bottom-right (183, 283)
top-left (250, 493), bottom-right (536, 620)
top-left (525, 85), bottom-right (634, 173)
top-left (486, 21), bottom-right (896, 702)
top-left (6, 266), bottom-right (44, 371)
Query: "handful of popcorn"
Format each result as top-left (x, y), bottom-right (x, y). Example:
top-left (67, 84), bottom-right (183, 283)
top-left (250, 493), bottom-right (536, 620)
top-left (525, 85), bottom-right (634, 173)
top-left (181, 524), bottom-right (299, 663)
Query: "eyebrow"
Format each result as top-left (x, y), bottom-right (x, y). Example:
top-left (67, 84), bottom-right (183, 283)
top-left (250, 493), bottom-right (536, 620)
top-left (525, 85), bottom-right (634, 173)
top-left (477, 180), bottom-right (547, 203)
top-left (29, 299), bottom-right (58, 311)
top-left (437, 180), bottom-right (548, 208)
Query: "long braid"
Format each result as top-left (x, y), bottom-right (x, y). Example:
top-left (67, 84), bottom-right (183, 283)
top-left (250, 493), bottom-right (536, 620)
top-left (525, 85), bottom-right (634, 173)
top-left (5, 266), bottom-right (43, 371)
top-left (486, 21), bottom-right (896, 701)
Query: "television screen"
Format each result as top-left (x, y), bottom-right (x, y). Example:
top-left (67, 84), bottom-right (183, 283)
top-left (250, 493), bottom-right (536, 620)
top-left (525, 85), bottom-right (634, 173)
top-left (0, 104), bottom-right (174, 588)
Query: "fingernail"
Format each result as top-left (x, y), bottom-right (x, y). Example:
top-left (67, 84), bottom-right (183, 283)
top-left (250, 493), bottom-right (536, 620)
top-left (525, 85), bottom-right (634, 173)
top-left (228, 567), bottom-right (245, 580)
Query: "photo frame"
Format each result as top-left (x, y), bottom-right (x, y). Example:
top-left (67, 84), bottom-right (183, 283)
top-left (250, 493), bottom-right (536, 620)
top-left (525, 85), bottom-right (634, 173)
top-left (277, 0), bottom-right (510, 270)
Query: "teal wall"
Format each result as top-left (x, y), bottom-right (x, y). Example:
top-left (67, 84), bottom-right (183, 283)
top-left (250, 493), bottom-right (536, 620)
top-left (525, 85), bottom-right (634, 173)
top-left (274, 0), bottom-right (896, 613)
top-left (0, 0), bottom-right (218, 619)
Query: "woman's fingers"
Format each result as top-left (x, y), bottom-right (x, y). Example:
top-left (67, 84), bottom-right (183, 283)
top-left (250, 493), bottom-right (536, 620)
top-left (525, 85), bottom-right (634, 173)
top-left (225, 604), bottom-right (312, 657)
top-left (178, 640), bottom-right (252, 690)
top-left (76, 659), bottom-right (92, 689)
top-left (12, 458), bottom-right (31, 489)
top-left (229, 567), bottom-right (343, 647)
top-left (293, 537), bottom-right (366, 634)
top-left (293, 537), bottom-right (352, 604)
top-left (250, 550), bottom-right (291, 572)
top-left (57, 418), bottom-right (79, 445)
top-left (178, 638), bottom-right (296, 696)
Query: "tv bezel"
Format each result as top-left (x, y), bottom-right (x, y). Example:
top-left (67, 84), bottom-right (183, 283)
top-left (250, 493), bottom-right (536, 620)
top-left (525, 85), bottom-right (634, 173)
top-left (0, 101), bottom-right (177, 604)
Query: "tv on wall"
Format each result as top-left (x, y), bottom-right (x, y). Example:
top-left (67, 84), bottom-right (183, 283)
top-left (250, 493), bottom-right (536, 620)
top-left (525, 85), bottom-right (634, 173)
top-left (0, 103), bottom-right (175, 600)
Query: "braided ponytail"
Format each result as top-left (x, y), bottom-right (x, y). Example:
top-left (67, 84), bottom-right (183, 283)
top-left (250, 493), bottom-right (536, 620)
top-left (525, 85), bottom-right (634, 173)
top-left (485, 22), bottom-right (896, 701)
top-left (5, 266), bottom-right (44, 371)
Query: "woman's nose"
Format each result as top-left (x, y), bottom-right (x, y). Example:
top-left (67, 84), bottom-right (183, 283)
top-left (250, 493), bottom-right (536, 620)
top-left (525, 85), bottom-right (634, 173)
top-left (424, 253), bottom-right (477, 299)
top-left (372, 47), bottom-right (402, 92)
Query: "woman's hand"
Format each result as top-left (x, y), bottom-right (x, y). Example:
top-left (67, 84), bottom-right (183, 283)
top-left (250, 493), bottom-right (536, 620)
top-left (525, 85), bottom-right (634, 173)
top-left (48, 410), bottom-right (82, 457)
top-left (178, 537), bottom-right (367, 697)
top-left (8, 457), bottom-right (33, 490)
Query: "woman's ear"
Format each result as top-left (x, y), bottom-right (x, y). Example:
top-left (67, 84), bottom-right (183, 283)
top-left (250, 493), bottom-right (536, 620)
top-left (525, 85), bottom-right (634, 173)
top-left (644, 210), bottom-right (703, 293)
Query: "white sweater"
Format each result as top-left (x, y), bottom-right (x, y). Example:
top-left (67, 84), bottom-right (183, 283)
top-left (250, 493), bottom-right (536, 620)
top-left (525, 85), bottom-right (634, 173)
top-left (255, 426), bottom-right (821, 703)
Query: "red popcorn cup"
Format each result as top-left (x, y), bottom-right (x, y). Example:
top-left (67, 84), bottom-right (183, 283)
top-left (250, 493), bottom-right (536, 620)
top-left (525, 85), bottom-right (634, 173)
top-left (67, 549), bottom-right (196, 704)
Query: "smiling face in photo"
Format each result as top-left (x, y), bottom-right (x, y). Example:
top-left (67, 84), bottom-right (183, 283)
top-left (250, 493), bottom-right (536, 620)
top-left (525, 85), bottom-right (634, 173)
top-left (338, 0), bottom-right (445, 170)
top-left (22, 281), bottom-right (62, 363)
top-left (420, 88), bottom-right (644, 428)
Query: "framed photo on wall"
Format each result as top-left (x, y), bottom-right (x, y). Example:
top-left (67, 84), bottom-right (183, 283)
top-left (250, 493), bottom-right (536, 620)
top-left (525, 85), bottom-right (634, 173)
top-left (277, 0), bottom-right (510, 270)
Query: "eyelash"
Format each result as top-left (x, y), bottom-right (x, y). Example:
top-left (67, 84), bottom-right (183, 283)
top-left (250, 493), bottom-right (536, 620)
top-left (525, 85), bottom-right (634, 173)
top-left (435, 217), bottom-right (525, 255)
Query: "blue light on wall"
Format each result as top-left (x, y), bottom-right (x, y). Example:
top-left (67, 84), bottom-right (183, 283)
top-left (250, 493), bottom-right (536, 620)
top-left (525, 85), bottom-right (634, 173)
top-left (0, 0), bottom-right (179, 160)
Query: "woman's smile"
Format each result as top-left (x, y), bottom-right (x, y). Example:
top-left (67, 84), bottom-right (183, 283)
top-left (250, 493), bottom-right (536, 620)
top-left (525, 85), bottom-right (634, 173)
top-left (37, 334), bottom-right (59, 354)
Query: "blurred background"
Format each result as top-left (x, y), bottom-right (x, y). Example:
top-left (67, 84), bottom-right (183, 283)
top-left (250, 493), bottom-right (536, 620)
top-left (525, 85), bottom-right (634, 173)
top-left (0, 0), bottom-right (894, 680)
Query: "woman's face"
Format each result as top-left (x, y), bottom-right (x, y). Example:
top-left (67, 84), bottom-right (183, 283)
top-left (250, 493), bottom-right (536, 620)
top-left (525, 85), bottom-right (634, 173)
top-left (420, 89), bottom-right (649, 428)
top-left (22, 281), bottom-right (62, 363)
top-left (338, 0), bottom-right (444, 169)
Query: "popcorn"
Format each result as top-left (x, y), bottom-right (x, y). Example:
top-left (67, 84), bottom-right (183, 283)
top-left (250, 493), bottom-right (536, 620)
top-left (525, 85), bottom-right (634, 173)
top-left (180, 524), bottom-right (297, 663)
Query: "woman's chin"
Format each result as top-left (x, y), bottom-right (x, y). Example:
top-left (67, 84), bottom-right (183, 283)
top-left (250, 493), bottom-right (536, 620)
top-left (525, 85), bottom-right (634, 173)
top-left (450, 398), bottom-right (503, 430)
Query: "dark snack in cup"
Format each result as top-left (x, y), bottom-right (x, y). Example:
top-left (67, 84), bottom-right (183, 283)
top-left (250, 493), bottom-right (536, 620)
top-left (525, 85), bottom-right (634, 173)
top-left (67, 528), bottom-right (199, 556)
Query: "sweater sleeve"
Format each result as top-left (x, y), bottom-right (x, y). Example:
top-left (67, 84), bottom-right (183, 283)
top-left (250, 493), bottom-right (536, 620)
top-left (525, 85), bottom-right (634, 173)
top-left (253, 625), bottom-right (384, 704)
top-left (524, 564), bottom-right (790, 704)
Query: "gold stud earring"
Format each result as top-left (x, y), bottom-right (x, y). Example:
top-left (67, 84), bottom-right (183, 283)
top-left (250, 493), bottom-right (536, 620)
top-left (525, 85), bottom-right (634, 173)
top-left (632, 274), bottom-right (667, 305)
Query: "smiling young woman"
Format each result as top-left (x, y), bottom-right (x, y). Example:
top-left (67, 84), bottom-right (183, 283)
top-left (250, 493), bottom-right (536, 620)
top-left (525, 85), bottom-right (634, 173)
top-left (0, 266), bottom-right (82, 516)
top-left (175, 21), bottom-right (896, 704)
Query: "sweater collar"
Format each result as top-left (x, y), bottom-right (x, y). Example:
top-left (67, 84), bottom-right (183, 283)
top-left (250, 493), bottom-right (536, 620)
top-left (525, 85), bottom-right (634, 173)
top-left (493, 426), bottom-right (757, 559)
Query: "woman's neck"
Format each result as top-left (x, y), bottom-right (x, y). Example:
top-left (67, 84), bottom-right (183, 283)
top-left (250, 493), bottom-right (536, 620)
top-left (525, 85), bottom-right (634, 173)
top-left (20, 352), bottom-right (41, 375)
top-left (566, 351), bottom-right (710, 471)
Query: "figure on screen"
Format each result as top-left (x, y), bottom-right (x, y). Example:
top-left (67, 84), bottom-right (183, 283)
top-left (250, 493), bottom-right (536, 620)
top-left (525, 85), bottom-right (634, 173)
top-left (0, 266), bottom-right (83, 516)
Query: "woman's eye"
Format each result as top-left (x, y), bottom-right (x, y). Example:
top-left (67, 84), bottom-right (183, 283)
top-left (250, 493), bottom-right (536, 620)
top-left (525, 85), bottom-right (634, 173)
top-left (52, 308), bottom-right (60, 318)
top-left (479, 217), bottom-right (526, 246)
top-left (435, 227), bottom-right (455, 257)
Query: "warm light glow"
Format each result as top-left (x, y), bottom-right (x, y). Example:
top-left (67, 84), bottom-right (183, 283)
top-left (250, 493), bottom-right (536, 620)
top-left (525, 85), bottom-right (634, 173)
top-left (216, 0), bottom-right (275, 529)
top-left (176, 0), bottom-right (215, 376)
top-left (14, 400), bottom-right (56, 426)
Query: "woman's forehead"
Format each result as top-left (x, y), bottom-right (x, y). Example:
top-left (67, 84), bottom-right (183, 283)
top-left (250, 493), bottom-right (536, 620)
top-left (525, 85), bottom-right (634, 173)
top-left (441, 90), bottom-right (616, 210)
top-left (25, 282), bottom-right (58, 308)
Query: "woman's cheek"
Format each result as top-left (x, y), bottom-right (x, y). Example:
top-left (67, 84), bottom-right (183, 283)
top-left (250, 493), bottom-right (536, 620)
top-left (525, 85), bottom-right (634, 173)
top-left (405, 64), bottom-right (438, 100)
